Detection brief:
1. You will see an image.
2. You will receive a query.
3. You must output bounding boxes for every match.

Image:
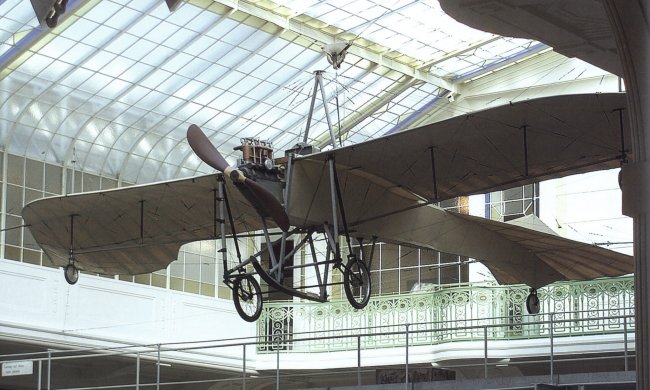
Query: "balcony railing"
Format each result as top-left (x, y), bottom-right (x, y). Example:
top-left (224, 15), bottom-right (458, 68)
top-left (257, 276), bottom-right (635, 353)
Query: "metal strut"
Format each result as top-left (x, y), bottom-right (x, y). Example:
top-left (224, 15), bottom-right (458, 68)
top-left (68, 214), bottom-right (75, 262)
top-left (330, 155), bottom-right (352, 252)
top-left (614, 107), bottom-right (628, 164)
top-left (429, 147), bottom-right (439, 201)
top-left (139, 200), bottom-right (145, 244)
top-left (522, 125), bottom-right (529, 177)
top-left (221, 179), bottom-right (242, 262)
top-left (303, 70), bottom-right (337, 147)
top-left (217, 178), bottom-right (228, 277)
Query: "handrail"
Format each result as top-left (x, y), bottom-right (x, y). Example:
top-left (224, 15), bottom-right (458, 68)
top-left (258, 275), bottom-right (635, 352)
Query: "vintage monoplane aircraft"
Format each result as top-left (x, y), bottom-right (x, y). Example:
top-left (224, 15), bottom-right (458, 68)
top-left (22, 92), bottom-right (634, 321)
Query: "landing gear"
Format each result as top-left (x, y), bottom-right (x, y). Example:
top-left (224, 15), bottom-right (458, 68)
top-left (64, 263), bottom-right (79, 285)
top-left (64, 215), bottom-right (80, 285)
top-left (343, 256), bottom-right (371, 310)
top-left (233, 275), bottom-right (262, 322)
top-left (526, 289), bottom-right (540, 314)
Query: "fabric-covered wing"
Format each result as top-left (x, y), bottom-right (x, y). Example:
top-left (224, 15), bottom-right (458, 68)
top-left (22, 174), bottom-right (262, 275)
top-left (288, 158), bottom-right (633, 288)
top-left (298, 93), bottom-right (628, 203)
top-left (439, 0), bottom-right (622, 77)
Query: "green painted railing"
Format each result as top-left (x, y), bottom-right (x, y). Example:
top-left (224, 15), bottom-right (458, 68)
top-left (257, 276), bottom-right (634, 352)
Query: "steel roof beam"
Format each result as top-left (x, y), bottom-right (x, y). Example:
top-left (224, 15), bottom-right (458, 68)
top-left (210, 0), bottom-right (457, 93)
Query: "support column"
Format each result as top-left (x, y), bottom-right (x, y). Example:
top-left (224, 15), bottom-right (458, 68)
top-left (606, 0), bottom-right (650, 388)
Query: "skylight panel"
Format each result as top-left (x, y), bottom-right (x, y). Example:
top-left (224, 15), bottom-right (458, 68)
top-left (59, 17), bottom-right (99, 42)
top-left (144, 21), bottom-right (179, 43)
top-left (276, 43), bottom-right (318, 68)
top-left (141, 68), bottom-right (173, 90)
top-left (164, 139), bottom-right (190, 166)
top-left (121, 85), bottom-right (149, 106)
top-left (85, 143), bottom-right (110, 173)
top-left (161, 51), bottom-right (194, 74)
top-left (38, 105), bottom-right (67, 132)
top-left (206, 17), bottom-right (239, 40)
top-left (79, 95), bottom-right (111, 116)
top-left (185, 35), bottom-right (216, 57)
top-left (138, 90), bottom-right (168, 109)
top-left (175, 100), bottom-right (202, 119)
top-left (225, 72), bottom-right (261, 96)
top-left (221, 23), bottom-right (256, 46)
top-left (133, 132), bottom-right (160, 157)
top-left (84, 0), bottom-right (122, 24)
top-left (0, 92), bottom-right (28, 120)
top-left (140, 44), bottom-right (176, 67)
top-left (94, 120), bottom-right (119, 146)
top-left (257, 36), bottom-right (293, 59)
top-left (229, 95), bottom-right (258, 117)
top-left (122, 38), bottom-right (158, 62)
top-left (100, 55), bottom-right (135, 79)
top-left (184, 9), bottom-right (221, 34)
top-left (62, 42), bottom-right (96, 65)
top-left (58, 87), bottom-right (88, 112)
top-left (121, 154), bottom-right (144, 183)
top-left (229, 118), bottom-right (271, 139)
top-left (104, 33), bottom-right (139, 56)
top-left (155, 95), bottom-right (184, 114)
top-left (104, 5), bottom-right (142, 30)
top-left (189, 105), bottom-right (220, 125)
top-left (39, 35), bottom-right (77, 60)
top-left (214, 46), bottom-right (250, 68)
top-left (61, 67), bottom-right (94, 89)
top-left (237, 54), bottom-right (267, 76)
top-left (174, 79), bottom-right (206, 101)
top-left (113, 107), bottom-right (148, 129)
top-left (273, 110), bottom-right (303, 130)
top-left (16, 52), bottom-right (54, 76)
top-left (194, 86), bottom-right (221, 107)
top-left (30, 128), bottom-right (54, 155)
top-left (166, 1), bottom-right (202, 27)
top-left (83, 51), bottom-right (117, 73)
top-left (148, 136), bottom-right (177, 161)
top-left (305, 2), bottom-right (336, 18)
top-left (97, 78), bottom-right (131, 100)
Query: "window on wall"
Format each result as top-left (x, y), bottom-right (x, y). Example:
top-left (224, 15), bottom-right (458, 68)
top-left (1, 152), bottom-right (236, 300)
top-left (487, 183), bottom-right (539, 221)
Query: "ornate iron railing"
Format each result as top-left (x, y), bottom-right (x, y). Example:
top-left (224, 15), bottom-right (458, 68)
top-left (257, 276), bottom-right (634, 352)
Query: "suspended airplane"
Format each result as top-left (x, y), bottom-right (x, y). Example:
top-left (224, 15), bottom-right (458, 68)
top-left (22, 92), bottom-right (634, 321)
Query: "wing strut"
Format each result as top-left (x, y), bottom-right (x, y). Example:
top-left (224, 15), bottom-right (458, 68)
top-left (329, 154), bottom-right (352, 251)
top-left (139, 200), bottom-right (145, 244)
top-left (429, 147), bottom-right (439, 201)
top-left (302, 70), bottom-right (337, 147)
top-left (64, 214), bottom-right (80, 285)
top-left (522, 125), bottom-right (529, 177)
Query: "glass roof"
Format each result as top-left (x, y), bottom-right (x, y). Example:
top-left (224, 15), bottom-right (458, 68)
top-left (0, 0), bottom-right (545, 184)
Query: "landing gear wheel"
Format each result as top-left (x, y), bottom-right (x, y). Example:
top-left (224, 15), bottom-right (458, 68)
top-left (233, 275), bottom-right (262, 322)
top-left (344, 257), bottom-right (371, 309)
top-left (526, 289), bottom-right (540, 314)
top-left (64, 264), bottom-right (79, 285)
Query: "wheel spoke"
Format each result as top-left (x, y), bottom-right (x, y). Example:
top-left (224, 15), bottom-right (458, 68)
top-left (233, 275), bottom-right (263, 322)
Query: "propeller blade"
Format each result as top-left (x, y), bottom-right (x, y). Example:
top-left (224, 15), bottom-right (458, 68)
top-left (187, 124), bottom-right (290, 232)
top-left (243, 178), bottom-right (290, 232)
top-left (187, 124), bottom-right (229, 172)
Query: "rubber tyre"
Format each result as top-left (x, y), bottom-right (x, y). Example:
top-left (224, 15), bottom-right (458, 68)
top-left (526, 292), bottom-right (540, 315)
top-left (344, 258), bottom-right (371, 309)
top-left (233, 275), bottom-right (263, 322)
top-left (64, 264), bottom-right (79, 285)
